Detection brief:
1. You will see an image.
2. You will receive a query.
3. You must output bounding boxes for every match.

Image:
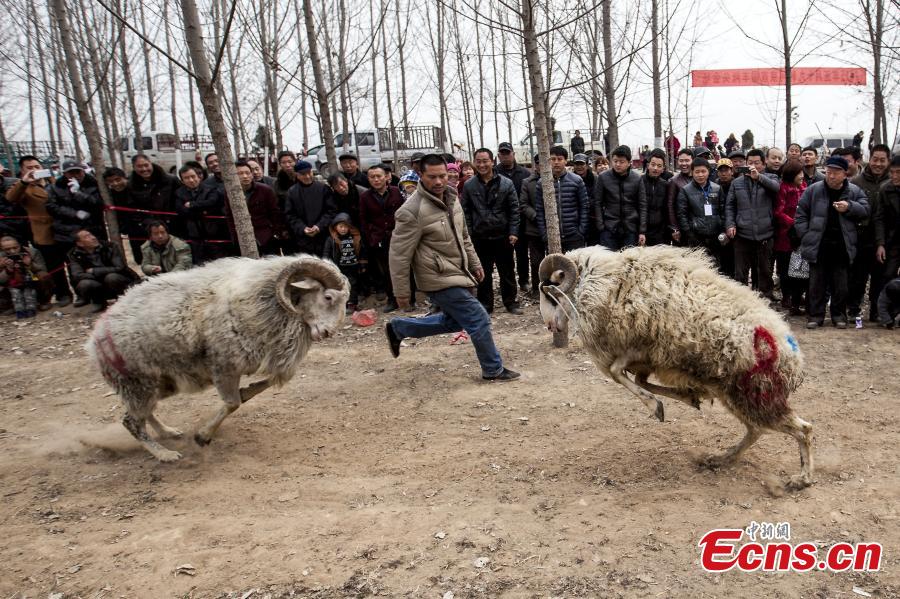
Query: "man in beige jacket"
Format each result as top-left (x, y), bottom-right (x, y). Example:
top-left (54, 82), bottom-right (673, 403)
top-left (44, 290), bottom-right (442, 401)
top-left (385, 154), bottom-right (519, 381)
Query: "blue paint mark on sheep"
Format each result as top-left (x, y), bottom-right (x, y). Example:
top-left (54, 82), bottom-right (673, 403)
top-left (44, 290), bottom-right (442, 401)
top-left (786, 335), bottom-right (799, 353)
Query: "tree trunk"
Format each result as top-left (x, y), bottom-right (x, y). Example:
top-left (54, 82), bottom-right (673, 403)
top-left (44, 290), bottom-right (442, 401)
top-left (54, 19), bottom-right (84, 160)
top-left (601, 0), bottom-right (619, 149)
top-left (338, 0), bottom-right (350, 150)
top-left (180, 0), bottom-right (258, 258)
top-left (77, 0), bottom-right (118, 168)
top-left (138, 0), bottom-right (157, 132)
top-left (870, 0), bottom-right (886, 144)
top-left (490, 6), bottom-right (500, 144)
top-left (521, 0), bottom-right (564, 347)
top-left (0, 112), bottom-right (15, 172)
top-left (163, 1), bottom-right (182, 170)
top-left (26, 2), bottom-right (36, 155)
top-left (780, 0), bottom-right (791, 146)
top-left (259, 0), bottom-right (283, 151)
top-left (302, 0), bottom-right (338, 170)
top-left (320, 5), bottom-right (340, 148)
top-left (117, 0), bottom-right (143, 148)
top-left (369, 0), bottom-right (380, 134)
top-left (380, 0), bottom-right (399, 167)
top-left (474, 0), bottom-right (486, 148)
top-left (188, 72), bottom-right (199, 151)
top-left (34, 0), bottom-right (56, 157)
top-left (651, 0), bottom-right (662, 145)
top-left (500, 11), bottom-right (513, 146)
top-left (292, 0), bottom-right (309, 152)
top-left (50, 0), bottom-right (121, 245)
top-left (395, 0), bottom-right (409, 133)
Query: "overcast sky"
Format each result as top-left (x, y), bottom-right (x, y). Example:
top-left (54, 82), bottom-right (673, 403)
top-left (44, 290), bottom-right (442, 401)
top-left (1, 0), bottom-right (896, 157)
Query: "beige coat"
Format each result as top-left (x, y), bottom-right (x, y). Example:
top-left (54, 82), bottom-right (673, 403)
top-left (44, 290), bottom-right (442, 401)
top-left (389, 182), bottom-right (481, 298)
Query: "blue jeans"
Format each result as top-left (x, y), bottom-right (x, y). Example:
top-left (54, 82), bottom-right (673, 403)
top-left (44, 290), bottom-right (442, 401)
top-left (390, 286), bottom-right (504, 377)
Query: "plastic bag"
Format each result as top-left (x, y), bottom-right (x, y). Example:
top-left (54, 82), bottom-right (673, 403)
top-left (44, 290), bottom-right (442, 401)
top-left (351, 309), bottom-right (377, 327)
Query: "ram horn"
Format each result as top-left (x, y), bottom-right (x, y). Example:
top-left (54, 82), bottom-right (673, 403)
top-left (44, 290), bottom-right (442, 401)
top-left (275, 258), bottom-right (346, 313)
top-left (538, 253), bottom-right (577, 294)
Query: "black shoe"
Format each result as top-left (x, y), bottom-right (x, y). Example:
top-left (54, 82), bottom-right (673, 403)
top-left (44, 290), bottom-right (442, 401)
top-left (385, 322), bottom-right (401, 358)
top-left (834, 320), bottom-right (847, 329)
top-left (89, 302), bottom-right (107, 314)
top-left (56, 296), bottom-right (73, 308)
top-left (74, 297), bottom-right (89, 308)
top-left (506, 305), bottom-right (524, 315)
top-left (483, 368), bottom-right (520, 381)
top-left (805, 320), bottom-right (821, 330)
top-left (382, 301), bottom-right (398, 314)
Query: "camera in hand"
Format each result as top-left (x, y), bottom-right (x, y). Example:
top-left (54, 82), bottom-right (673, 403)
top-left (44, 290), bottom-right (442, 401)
top-left (735, 166), bottom-right (750, 176)
top-left (7, 253), bottom-right (23, 263)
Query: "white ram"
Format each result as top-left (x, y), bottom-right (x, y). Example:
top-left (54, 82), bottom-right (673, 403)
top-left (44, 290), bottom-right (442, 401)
top-left (539, 245), bottom-right (813, 490)
top-left (86, 255), bottom-right (349, 462)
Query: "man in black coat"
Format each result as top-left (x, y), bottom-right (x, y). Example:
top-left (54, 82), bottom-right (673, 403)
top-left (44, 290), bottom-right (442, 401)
top-left (67, 229), bottom-right (138, 313)
top-left (495, 142), bottom-right (532, 292)
top-left (174, 163), bottom-right (228, 263)
top-left (284, 160), bottom-right (336, 256)
top-left (594, 145), bottom-right (642, 250)
top-left (794, 156), bottom-right (869, 329)
top-left (45, 161), bottom-right (105, 246)
top-left (461, 148), bottom-right (521, 314)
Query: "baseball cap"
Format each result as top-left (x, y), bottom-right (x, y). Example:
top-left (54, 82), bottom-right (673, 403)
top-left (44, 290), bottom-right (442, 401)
top-left (573, 153), bottom-right (588, 164)
top-left (410, 152), bottom-right (425, 162)
top-left (716, 158), bottom-right (734, 170)
top-left (62, 160), bottom-right (85, 172)
top-left (693, 146), bottom-right (711, 158)
top-left (824, 156), bottom-right (849, 172)
top-left (498, 142), bottom-right (513, 153)
top-left (727, 150), bottom-right (746, 160)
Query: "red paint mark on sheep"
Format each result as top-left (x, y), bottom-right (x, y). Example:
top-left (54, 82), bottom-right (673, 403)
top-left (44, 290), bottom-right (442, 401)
top-left (93, 315), bottom-right (130, 379)
top-left (738, 326), bottom-right (788, 416)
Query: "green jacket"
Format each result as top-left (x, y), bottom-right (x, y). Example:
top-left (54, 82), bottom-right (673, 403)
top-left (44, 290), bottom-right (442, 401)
top-left (140, 236), bottom-right (193, 276)
top-left (389, 182), bottom-right (481, 297)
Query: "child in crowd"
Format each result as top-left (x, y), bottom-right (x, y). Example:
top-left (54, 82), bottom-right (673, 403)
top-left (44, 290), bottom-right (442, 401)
top-left (398, 171), bottom-right (419, 200)
top-left (0, 236), bottom-right (47, 318)
top-left (323, 212), bottom-right (363, 314)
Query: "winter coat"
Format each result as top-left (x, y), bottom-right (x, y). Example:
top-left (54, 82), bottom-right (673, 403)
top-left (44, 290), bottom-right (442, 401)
top-left (851, 167), bottom-right (889, 235)
top-left (201, 173), bottom-right (225, 195)
top-left (344, 169), bottom-right (370, 189)
top-left (724, 173), bottom-right (780, 241)
top-left (0, 179), bottom-right (31, 244)
top-left (570, 136), bottom-right (585, 156)
top-left (0, 244), bottom-right (48, 287)
top-left (773, 181), bottom-right (805, 252)
top-left (140, 235), bottom-right (193, 275)
top-left (273, 171), bottom-right (296, 209)
top-left (578, 169), bottom-right (596, 205)
top-left (389, 182), bottom-right (481, 297)
top-left (284, 180), bottom-right (337, 254)
top-left (676, 180), bottom-right (724, 240)
top-left (331, 183), bottom-right (364, 228)
top-left (359, 185), bottom-right (405, 249)
top-left (323, 220), bottom-right (363, 266)
top-left (638, 174), bottom-right (669, 237)
top-left (874, 180), bottom-right (899, 250)
top-left (461, 173), bottom-right (520, 240)
top-left (593, 168), bottom-right (642, 234)
top-left (5, 179), bottom-right (55, 245)
top-left (128, 164), bottom-right (180, 215)
top-left (535, 171), bottom-right (590, 242)
top-left (803, 167), bottom-right (824, 188)
top-left (666, 172), bottom-right (692, 233)
top-left (67, 241), bottom-right (139, 284)
top-left (518, 173), bottom-right (541, 238)
top-left (45, 175), bottom-right (105, 244)
top-left (224, 182), bottom-right (288, 247)
top-left (793, 180), bottom-right (869, 264)
top-left (496, 163), bottom-right (531, 196)
top-left (174, 183), bottom-right (225, 241)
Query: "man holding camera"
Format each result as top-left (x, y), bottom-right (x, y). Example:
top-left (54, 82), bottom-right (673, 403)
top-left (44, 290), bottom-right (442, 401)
top-left (5, 155), bottom-right (73, 307)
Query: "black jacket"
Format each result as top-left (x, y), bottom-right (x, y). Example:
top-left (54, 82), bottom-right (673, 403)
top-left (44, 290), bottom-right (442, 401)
top-left (461, 173), bottom-right (520, 239)
top-left (518, 174), bottom-right (541, 238)
top-left (875, 180), bottom-right (900, 250)
top-left (332, 183), bottom-right (364, 228)
top-left (594, 168), bottom-right (642, 234)
top-left (129, 164), bottom-right (180, 214)
top-left (794, 180), bottom-right (869, 263)
top-left (851, 167), bottom-right (889, 235)
top-left (724, 173), bottom-right (780, 241)
top-left (638, 174), bottom-right (669, 238)
top-left (174, 184), bottom-right (226, 241)
top-left (284, 181), bottom-right (337, 253)
top-left (495, 163), bottom-right (531, 196)
top-left (45, 175), bottom-right (105, 244)
top-left (677, 180), bottom-right (724, 240)
top-left (535, 172), bottom-right (590, 241)
top-left (67, 241), bottom-right (139, 284)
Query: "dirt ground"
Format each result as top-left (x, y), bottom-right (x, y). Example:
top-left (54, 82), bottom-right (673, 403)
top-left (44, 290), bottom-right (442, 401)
top-left (1, 293), bottom-right (898, 599)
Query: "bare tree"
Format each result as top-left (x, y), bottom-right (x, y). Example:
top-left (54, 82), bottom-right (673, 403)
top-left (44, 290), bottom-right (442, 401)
top-left (49, 0), bottom-right (121, 244)
top-left (302, 0), bottom-right (338, 171)
top-left (180, 0), bottom-right (259, 258)
top-left (137, 0), bottom-right (156, 132)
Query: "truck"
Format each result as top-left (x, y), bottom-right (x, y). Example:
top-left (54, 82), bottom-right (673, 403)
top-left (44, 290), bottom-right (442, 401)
top-left (313, 125), bottom-right (446, 176)
top-left (113, 131), bottom-right (217, 173)
top-left (513, 129), bottom-right (606, 166)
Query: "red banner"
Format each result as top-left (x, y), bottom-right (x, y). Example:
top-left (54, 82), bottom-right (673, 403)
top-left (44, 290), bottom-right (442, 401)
top-left (691, 68), bottom-right (867, 88)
